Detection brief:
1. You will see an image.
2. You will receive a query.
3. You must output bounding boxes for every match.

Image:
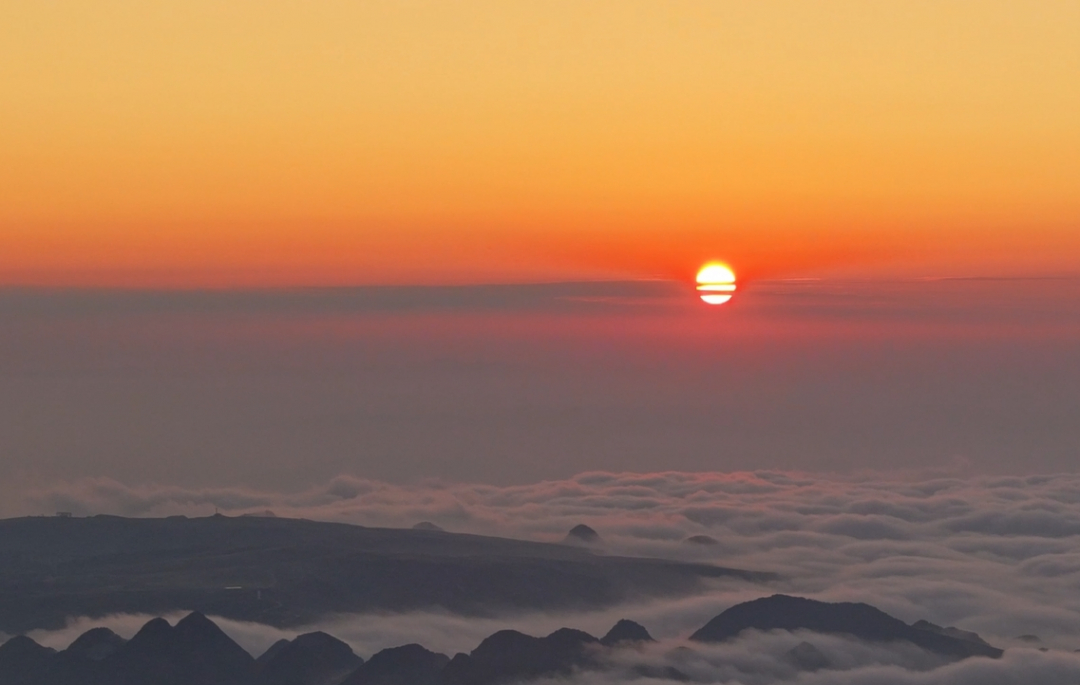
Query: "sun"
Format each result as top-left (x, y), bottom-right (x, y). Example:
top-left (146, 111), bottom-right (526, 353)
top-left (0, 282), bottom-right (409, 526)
top-left (696, 263), bottom-right (737, 305)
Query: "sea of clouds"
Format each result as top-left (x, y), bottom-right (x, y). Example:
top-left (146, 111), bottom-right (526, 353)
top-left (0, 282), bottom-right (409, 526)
top-left (17, 470), bottom-right (1080, 683)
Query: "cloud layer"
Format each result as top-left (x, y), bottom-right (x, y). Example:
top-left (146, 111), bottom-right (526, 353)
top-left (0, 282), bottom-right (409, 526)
top-left (23, 470), bottom-right (1080, 653)
top-left (543, 636), bottom-right (1080, 685)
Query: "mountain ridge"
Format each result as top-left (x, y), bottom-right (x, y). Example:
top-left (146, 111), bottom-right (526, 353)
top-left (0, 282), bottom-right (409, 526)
top-left (0, 596), bottom-right (1003, 685)
top-left (690, 594), bottom-right (1004, 659)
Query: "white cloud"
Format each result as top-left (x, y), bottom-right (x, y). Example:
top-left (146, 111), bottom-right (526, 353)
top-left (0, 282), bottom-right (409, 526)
top-left (18, 470), bottom-right (1080, 681)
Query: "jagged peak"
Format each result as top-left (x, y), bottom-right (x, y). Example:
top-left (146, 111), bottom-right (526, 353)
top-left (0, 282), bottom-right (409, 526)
top-left (563, 524), bottom-right (601, 544)
top-left (256, 638), bottom-right (292, 664)
top-left (601, 619), bottom-right (654, 646)
top-left (175, 611), bottom-right (215, 630)
top-left (127, 616), bottom-right (174, 646)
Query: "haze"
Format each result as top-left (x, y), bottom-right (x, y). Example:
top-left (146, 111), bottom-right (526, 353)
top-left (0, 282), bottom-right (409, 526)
top-left (2, 277), bottom-right (1077, 512)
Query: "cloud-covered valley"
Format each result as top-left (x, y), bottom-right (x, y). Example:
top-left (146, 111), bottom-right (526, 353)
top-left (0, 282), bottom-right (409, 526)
top-left (16, 470), bottom-right (1080, 683)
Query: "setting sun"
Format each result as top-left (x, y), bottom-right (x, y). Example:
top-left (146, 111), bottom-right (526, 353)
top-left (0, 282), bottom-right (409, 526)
top-left (696, 263), bottom-right (737, 305)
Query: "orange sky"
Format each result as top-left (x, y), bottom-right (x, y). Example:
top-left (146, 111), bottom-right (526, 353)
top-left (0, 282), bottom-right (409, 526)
top-left (2, 1), bottom-right (1078, 287)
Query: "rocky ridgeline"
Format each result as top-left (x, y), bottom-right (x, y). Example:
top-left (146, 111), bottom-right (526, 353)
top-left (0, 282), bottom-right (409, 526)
top-left (0, 595), bottom-right (1001, 685)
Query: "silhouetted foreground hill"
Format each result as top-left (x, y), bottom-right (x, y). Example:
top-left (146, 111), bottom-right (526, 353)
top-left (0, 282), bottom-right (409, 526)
top-left (0, 515), bottom-right (768, 634)
top-left (691, 594), bottom-right (1004, 659)
top-left (0, 596), bottom-right (1002, 685)
top-left (255, 632), bottom-right (361, 685)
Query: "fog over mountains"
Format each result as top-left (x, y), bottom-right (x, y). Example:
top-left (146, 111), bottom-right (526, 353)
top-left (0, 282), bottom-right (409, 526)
top-left (21, 470), bottom-right (1080, 649)
top-left (0, 595), bottom-right (1014, 685)
top-left (5, 481), bottom-right (1080, 683)
top-left (3, 279), bottom-right (1077, 489)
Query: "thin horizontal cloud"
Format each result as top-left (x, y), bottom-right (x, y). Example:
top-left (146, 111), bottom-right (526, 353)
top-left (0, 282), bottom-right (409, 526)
top-left (0, 281), bottom-right (686, 318)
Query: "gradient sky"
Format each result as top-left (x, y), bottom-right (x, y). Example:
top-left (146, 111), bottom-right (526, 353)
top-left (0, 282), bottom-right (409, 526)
top-left (1, 3), bottom-right (1078, 500)
top-left (3, 1), bottom-right (1079, 286)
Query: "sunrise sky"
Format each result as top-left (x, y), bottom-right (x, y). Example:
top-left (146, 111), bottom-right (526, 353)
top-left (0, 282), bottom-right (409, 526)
top-left (5, 9), bottom-right (1080, 678)
top-left (3, 0), bottom-right (1079, 286)
top-left (2, 0), bottom-right (1079, 501)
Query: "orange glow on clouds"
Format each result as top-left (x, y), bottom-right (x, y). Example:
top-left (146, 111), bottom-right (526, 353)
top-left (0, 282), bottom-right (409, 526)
top-left (1, 1), bottom-right (1079, 287)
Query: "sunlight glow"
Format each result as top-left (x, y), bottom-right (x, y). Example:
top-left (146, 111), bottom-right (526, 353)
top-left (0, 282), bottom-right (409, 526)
top-left (699, 294), bottom-right (734, 305)
top-left (696, 284), bottom-right (736, 292)
top-left (696, 263), bottom-right (737, 305)
top-left (696, 264), bottom-right (736, 285)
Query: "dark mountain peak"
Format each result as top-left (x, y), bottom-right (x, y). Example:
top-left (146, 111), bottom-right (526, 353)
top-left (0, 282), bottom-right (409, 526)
top-left (136, 616), bottom-right (173, 634)
top-left (469, 629), bottom-right (532, 656)
top-left (691, 594), bottom-right (1002, 660)
top-left (684, 535), bottom-right (719, 545)
top-left (256, 639), bottom-right (291, 665)
top-left (341, 643), bottom-right (448, 685)
top-left (366, 642), bottom-right (447, 667)
top-left (65, 626), bottom-right (126, 661)
top-left (0, 635), bottom-right (55, 660)
top-left (110, 612), bottom-right (255, 685)
top-left (601, 619), bottom-right (654, 646)
top-left (172, 611), bottom-right (236, 642)
top-left (126, 616), bottom-right (175, 650)
top-left (175, 610), bottom-right (216, 633)
top-left (455, 627), bottom-right (600, 685)
top-left (174, 611), bottom-right (254, 660)
top-left (441, 652), bottom-right (473, 685)
top-left (172, 609), bottom-right (212, 630)
top-left (545, 627), bottom-right (599, 646)
top-left (563, 524), bottom-right (600, 545)
top-left (0, 636), bottom-right (60, 681)
top-left (691, 594), bottom-right (902, 643)
top-left (255, 631), bottom-right (362, 685)
top-left (412, 521), bottom-right (444, 531)
top-left (292, 631), bottom-right (355, 656)
top-left (470, 627), bottom-right (596, 656)
top-left (784, 641), bottom-right (831, 672)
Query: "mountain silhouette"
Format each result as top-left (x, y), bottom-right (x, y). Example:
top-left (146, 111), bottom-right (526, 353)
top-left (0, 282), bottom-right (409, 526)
top-left (107, 612), bottom-right (256, 685)
top-left (442, 627), bottom-right (601, 685)
top-left (340, 644), bottom-right (448, 685)
top-left (64, 628), bottom-right (126, 662)
top-left (562, 524), bottom-right (600, 545)
top-left (0, 599), bottom-right (1005, 684)
top-left (254, 631), bottom-right (362, 685)
top-left (0, 515), bottom-right (765, 635)
top-left (0, 636), bottom-right (64, 685)
top-left (690, 595), bottom-right (1003, 660)
top-left (600, 619), bottom-right (653, 646)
